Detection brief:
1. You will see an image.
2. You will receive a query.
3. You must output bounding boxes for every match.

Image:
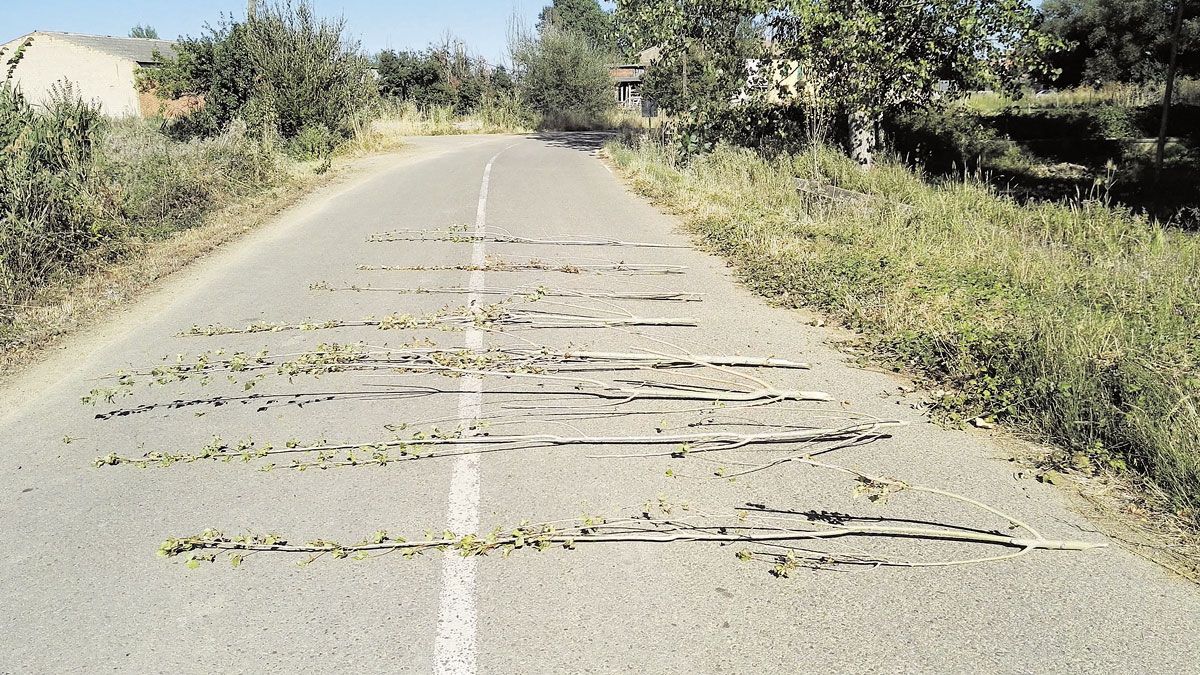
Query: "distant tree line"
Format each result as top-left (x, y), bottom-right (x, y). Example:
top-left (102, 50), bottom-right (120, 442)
top-left (376, 38), bottom-right (515, 115)
top-left (376, 0), bottom-right (621, 129)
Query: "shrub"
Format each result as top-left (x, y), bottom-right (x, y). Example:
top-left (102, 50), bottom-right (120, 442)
top-left (887, 108), bottom-right (1026, 172)
top-left (511, 27), bottom-right (614, 127)
top-left (141, 0), bottom-right (375, 142)
top-left (99, 119), bottom-right (282, 238)
top-left (0, 82), bottom-right (109, 308)
top-left (1, 82), bottom-right (285, 337)
top-left (286, 124), bottom-right (339, 160)
top-left (376, 39), bottom-right (513, 116)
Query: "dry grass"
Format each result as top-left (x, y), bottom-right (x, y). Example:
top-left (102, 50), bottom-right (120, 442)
top-left (607, 137), bottom-right (1200, 526)
top-left (0, 122), bottom-right (413, 379)
top-left (356, 99), bottom-right (534, 142)
top-left (963, 79), bottom-right (1200, 113)
top-left (0, 160), bottom-right (330, 376)
top-left (1, 93), bottom-right (538, 379)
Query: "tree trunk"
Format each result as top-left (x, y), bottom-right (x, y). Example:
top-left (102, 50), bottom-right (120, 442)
top-left (1156, 0), bottom-right (1186, 179)
top-left (849, 110), bottom-right (877, 169)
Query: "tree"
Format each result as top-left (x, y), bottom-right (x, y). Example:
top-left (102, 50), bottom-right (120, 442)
top-left (619, 0), bottom-right (1056, 167)
top-left (140, 1), bottom-right (374, 141)
top-left (1040, 0), bottom-right (1199, 86)
top-left (511, 26), bottom-right (614, 125)
top-left (1157, 0), bottom-right (1190, 177)
top-left (129, 25), bottom-right (160, 39)
top-left (538, 0), bottom-right (616, 53)
top-left (635, 9), bottom-right (762, 121)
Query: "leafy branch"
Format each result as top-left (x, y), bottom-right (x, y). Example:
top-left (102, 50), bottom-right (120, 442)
top-left (357, 257), bottom-right (687, 276)
top-left (159, 459), bottom-right (1106, 570)
top-left (180, 300), bottom-right (697, 337)
top-left (95, 420), bottom-right (901, 470)
top-left (310, 282), bottom-right (704, 303)
top-left (367, 226), bottom-right (687, 249)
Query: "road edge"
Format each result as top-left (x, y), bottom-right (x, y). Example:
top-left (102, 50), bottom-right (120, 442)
top-left (0, 140), bottom-right (465, 424)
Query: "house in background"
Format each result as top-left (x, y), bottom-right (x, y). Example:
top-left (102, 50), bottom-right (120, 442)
top-left (0, 31), bottom-right (177, 117)
top-left (609, 47), bottom-right (660, 112)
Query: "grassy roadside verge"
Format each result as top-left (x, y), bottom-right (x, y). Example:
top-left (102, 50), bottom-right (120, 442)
top-left (0, 127), bottom-right (402, 377)
top-left (0, 100), bottom-right (526, 377)
top-left (606, 138), bottom-right (1200, 525)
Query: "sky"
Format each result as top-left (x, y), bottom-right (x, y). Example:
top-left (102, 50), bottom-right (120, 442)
top-left (0, 1), bottom-right (541, 65)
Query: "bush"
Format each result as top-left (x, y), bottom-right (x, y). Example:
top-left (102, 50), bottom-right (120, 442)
top-left (887, 108), bottom-right (1026, 172)
top-left (141, 0), bottom-right (375, 142)
top-left (1, 83), bottom-right (284, 335)
top-left (376, 39), bottom-right (514, 116)
top-left (0, 83), bottom-right (108, 308)
top-left (286, 124), bottom-right (339, 159)
top-left (100, 119), bottom-right (282, 237)
top-left (511, 27), bottom-right (614, 127)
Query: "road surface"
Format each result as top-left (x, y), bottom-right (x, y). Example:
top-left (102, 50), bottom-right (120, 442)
top-left (2, 133), bottom-right (1198, 673)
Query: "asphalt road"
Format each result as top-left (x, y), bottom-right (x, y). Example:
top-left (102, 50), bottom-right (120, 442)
top-left (2, 133), bottom-right (1198, 674)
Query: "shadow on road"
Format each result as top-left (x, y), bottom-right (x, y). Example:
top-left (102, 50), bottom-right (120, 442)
top-left (530, 131), bottom-right (615, 154)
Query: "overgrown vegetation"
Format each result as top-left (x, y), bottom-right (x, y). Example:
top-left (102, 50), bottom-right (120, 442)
top-left (607, 137), bottom-right (1200, 524)
top-left (376, 37), bottom-right (517, 116)
top-left (619, 0), bottom-right (1057, 166)
top-left (0, 82), bottom-right (284, 349)
top-left (0, 0), bottom-right (538, 358)
top-left (372, 5), bottom-right (625, 132)
top-left (884, 86), bottom-right (1200, 225)
top-left (1040, 0), bottom-right (1198, 87)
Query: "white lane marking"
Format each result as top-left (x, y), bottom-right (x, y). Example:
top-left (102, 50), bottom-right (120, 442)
top-left (434, 143), bottom-right (517, 675)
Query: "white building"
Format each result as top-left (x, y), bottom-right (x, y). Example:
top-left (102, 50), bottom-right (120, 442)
top-left (0, 31), bottom-right (176, 117)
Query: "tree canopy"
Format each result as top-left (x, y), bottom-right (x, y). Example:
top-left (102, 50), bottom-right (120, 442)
top-left (129, 25), bottom-right (160, 39)
top-left (512, 26), bottom-right (614, 124)
top-left (538, 0), bottom-right (617, 53)
top-left (140, 1), bottom-right (373, 140)
top-left (618, 0), bottom-right (1056, 164)
top-left (1040, 0), bottom-right (1199, 86)
top-left (376, 38), bottom-right (513, 114)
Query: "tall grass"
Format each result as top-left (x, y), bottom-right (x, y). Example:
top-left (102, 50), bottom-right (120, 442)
top-left (964, 79), bottom-right (1200, 113)
top-left (1, 84), bottom-right (285, 346)
top-left (608, 138), bottom-right (1200, 522)
top-left (363, 97), bottom-right (534, 139)
top-left (0, 83), bottom-right (109, 308)
top-left (357, 97), bottom-right (640, 139)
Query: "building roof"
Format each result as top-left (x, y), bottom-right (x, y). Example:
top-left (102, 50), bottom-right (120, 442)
top-left (637, 46), bottom-right (661, 66)
top-left (33, 31), bottom-right (176, 64)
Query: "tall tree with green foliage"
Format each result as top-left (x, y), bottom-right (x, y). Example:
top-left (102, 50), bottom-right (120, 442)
top-left (129, 25), bottom-right (160, 39)
top-left (1040, 0), bottom-right (1198, 86)
top-left (619, 0), bottom-right (1057, 167)
top-left (634, 7), bottom-right (762, 143)
top-left (538, 0), bottom-right (616, 53)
